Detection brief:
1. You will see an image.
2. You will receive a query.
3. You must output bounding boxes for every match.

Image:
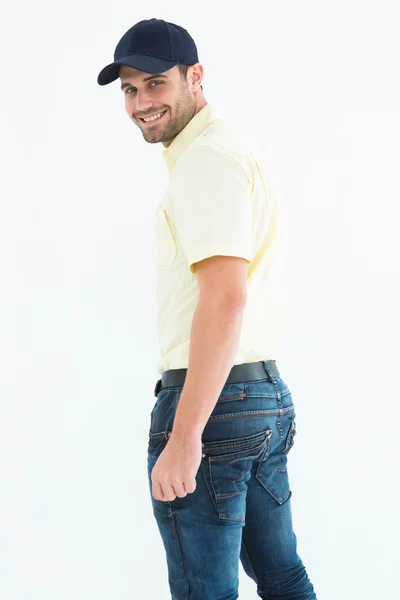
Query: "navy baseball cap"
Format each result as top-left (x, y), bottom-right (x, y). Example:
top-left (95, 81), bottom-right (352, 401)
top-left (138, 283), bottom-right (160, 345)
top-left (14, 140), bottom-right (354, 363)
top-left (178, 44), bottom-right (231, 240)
top-left (97, 18), bottom-right (199, 86)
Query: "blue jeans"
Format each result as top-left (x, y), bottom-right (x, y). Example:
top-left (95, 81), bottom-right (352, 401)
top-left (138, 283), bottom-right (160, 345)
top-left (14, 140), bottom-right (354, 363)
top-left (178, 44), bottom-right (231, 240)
top-left (147, 360), bottom-right (317, 599)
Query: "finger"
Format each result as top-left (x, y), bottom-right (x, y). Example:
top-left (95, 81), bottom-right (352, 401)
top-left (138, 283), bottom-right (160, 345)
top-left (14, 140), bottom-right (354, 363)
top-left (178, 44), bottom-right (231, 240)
top-left (172, 480), bottom-right (187, 498)
top-left (159, 482), bottom-right (177, 502)
top-left (183, 477), bottom-right (196, 494)
top-left (151, 479), bottom-right (164, 501)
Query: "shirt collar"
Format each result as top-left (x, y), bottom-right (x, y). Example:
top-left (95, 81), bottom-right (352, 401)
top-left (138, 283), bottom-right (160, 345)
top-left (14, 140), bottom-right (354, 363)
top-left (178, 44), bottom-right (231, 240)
top-left (161, 102), bottom-right (225, 177)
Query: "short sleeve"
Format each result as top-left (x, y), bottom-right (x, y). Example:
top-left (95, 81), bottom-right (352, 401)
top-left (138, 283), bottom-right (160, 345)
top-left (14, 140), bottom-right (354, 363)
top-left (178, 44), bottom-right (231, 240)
top-left (169, 146), bottom-right (253, 274)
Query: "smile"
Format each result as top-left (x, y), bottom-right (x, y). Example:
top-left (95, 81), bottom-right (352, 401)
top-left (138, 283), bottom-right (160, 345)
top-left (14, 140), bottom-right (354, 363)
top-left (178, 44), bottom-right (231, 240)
top-left (140, 110), bottom-right (168, 125)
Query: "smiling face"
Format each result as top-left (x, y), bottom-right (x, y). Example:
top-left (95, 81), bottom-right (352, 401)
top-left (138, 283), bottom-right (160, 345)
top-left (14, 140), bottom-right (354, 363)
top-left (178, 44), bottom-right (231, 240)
top-left (119, 64), bottom-right (206, 147)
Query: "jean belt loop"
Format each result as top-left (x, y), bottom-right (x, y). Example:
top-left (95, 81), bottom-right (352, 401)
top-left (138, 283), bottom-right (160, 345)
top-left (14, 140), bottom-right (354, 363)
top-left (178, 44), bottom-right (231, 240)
top-left (154, 379), bottom-right (162, 397)
top-left (263, 360), bottom-right (274, 383)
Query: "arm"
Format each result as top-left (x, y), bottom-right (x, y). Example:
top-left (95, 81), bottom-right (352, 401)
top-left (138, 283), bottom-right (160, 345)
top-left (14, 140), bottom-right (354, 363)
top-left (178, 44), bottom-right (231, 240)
top-left (170, 255), bottom-right (248, 442)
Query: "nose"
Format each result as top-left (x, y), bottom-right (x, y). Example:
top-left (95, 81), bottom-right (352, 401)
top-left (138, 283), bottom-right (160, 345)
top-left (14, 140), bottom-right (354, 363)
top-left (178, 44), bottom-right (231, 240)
top-left (133, 91), bottom-right (154, 117)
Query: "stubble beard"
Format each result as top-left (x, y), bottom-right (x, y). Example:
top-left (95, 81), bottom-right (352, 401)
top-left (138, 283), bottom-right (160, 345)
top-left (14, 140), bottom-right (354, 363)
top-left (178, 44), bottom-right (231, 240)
top-left (142, 86), bottom-right (196, 145)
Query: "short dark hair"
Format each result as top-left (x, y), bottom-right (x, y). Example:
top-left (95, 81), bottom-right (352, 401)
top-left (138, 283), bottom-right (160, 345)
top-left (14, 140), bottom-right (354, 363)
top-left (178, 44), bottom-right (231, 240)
top-left (177, 63), bottom-right (203, 91)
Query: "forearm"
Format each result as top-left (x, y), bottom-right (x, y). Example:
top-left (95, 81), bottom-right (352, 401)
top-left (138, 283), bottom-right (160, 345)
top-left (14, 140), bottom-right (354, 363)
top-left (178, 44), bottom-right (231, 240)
top-left (171, 297), bottom-right (246, 440)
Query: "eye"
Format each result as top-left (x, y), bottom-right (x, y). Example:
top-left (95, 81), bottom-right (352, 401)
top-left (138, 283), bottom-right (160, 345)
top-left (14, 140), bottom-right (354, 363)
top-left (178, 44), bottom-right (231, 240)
top-left (125, 81), bottom-right (163, 94)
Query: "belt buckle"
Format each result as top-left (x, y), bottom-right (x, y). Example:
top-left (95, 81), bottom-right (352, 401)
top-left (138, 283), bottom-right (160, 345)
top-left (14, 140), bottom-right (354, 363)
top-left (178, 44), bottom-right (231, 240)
top-left (154, 379), bottom-right (162, 397)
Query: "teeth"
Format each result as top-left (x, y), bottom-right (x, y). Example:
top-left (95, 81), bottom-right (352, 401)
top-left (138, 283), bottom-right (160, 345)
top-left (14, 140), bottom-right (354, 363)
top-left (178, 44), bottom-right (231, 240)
top-left (143, 111), bottom-right (165, 122)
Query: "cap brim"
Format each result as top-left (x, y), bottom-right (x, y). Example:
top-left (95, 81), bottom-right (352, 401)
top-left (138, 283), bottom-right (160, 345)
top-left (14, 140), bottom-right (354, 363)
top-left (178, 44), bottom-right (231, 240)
top-left (97, 55), bottom-right (178, 85)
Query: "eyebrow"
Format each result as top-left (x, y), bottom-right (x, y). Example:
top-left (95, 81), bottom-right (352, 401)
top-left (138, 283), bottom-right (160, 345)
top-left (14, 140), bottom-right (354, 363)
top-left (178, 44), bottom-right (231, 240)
top-left (120, 73), bottom-right (168, 90)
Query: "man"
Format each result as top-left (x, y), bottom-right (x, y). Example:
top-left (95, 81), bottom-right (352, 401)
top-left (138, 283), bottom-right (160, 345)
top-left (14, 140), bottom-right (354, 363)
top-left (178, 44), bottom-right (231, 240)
top-left (98, 18), bottom-right (317, 600)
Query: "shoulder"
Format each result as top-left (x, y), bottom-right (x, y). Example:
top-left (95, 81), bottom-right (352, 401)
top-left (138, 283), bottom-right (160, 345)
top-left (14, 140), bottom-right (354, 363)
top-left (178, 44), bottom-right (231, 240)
top-left (173, 125), bottom-right (256, 187)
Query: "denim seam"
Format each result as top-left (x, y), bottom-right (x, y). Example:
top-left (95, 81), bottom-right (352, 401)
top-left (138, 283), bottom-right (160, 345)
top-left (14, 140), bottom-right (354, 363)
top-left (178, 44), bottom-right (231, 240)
top-left (231, 469), bottom-right (248, 497)
top-left (200, 459), bottom-right (219, 514)
top-left (208, 459), bottom-right (222, 516)
top-left (269, 376), bottom-right (285, 440)
top-left (218, 473), bottom-right (247, 498)
top-left (208, 407), bottom-right (295, 422)
top-left (244, 393), bottom-right (282, 399)
top-left (241, 536), bottom-right (260, 585)
top-left (208, 466), bottom-right (248, 522)
top-left (204, 430), bottom-right (268, 452)
top-left (208, 440), bottom-right (268, 463)
top-left (170, 511), bottom-right (190, 599)
top-left (208, 462), bottom-right (245, 521)
top-left (256, 475), bottom-right (292, 505)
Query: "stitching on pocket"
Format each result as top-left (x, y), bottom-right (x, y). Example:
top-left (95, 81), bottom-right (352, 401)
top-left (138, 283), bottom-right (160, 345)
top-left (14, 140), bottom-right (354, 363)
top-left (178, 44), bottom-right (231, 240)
top-left (200, 431), bottom-right (272, 522)
top-left (255, 422), bottom-right (295, 504)
top-left (148, 430), bottom-right (169, 454)
top-left (203, 429), bottom-right (272, 462)
top-left (281, 419), bottom-right (296, 454)
top-left (209, 406), bottom-right (295, 422)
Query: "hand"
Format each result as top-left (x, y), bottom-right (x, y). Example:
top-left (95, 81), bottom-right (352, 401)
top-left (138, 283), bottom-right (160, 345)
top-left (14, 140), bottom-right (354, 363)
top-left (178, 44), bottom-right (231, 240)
top-left (151, 432), bottom-right (203, 502)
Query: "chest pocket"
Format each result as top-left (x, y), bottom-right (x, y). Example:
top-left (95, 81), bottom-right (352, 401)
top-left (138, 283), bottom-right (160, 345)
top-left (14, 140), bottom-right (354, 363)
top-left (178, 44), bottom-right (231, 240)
top-left (155, 206), bottom-right (177, 266)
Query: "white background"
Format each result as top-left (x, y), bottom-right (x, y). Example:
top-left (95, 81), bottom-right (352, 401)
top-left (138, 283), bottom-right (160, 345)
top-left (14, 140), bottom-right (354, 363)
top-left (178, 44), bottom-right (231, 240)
top-left (1, 1), bottom-right (399, 598)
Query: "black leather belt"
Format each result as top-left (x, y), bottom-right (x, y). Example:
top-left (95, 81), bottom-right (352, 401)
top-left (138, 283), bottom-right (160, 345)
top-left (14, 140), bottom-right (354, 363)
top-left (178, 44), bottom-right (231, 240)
top-left (154, 359), bottom-right (280, 397)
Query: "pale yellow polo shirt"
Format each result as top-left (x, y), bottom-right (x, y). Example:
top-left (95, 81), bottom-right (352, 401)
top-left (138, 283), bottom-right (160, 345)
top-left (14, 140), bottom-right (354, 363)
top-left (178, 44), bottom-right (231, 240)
top-left (154, 102), bottom-right (293, 376)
